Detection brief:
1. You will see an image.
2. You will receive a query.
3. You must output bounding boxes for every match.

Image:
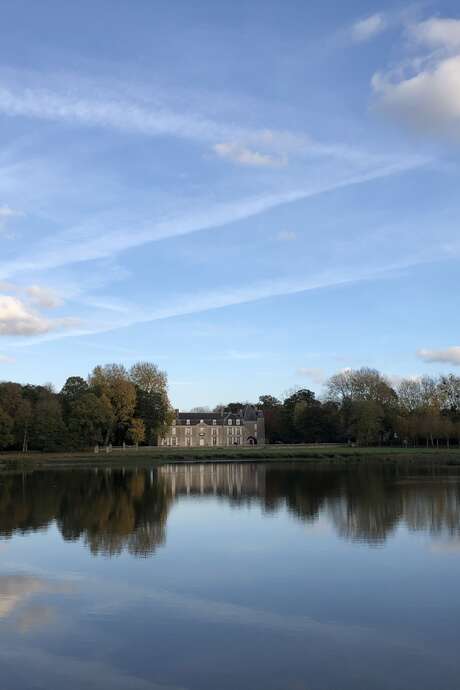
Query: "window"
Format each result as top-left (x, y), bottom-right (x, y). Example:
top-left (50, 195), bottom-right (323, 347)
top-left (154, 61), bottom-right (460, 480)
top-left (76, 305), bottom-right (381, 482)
top-left (186, 428), bottom-right (191, 436)
top-left (228, 419), bottom-right (232, 425)
top-left (212, 419), bottom-right (217, 425)
top-left (200, 419), bottom-right (204, 423)
top-left (236, 419), bottom-right (240, 425)
top-left (186, 439), bottom-right (191, 447)
top-left (172, 427), bottom-right (176, 435)
top-left (212, 428), bottom-right (217, 436)
top-left (212, 438), bottom-right (217, 446)
top-left (186, 419), bottom-right (190, 425)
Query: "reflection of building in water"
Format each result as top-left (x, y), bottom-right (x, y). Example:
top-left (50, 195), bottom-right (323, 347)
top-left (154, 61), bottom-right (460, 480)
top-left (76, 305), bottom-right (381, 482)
top-left (158, 463), bottom-right (266, 499)
top-left (158, 405), bottom-right (265, 448)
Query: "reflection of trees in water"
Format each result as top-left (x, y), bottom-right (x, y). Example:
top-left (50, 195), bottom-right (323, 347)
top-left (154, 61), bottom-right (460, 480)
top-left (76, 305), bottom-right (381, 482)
top-left (401, 479), bottom-right (460, 538)
top-left (1, 464), bottom-right (460, 553)
top-left (263, 466), bottom-right (342, 522)
top-left (0, 470), bottom-right (172, 557)
top-left (325, 469), bottom-right (404, 544)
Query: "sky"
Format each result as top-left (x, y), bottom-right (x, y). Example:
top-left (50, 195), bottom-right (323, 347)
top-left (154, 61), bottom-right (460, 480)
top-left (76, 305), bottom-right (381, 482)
top-left (1, 0), bottom-right (460, 409)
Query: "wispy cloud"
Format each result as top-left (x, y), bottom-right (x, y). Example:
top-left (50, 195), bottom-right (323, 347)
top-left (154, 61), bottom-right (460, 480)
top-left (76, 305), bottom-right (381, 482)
top-left (0, 74), bottom-right (419, 167)
top-left (417, 347), bottom-right (460, 365)
top-left (0, 155), bottom-right (426, 280)
top-left (276, 230), bottom-right (297, 242)
top-left (352, 13), bottom-right (387, 42)
top-left (26, 285), bottom-right (63, 309)
top-left (214, 142), bottom-right (287, 167)
top-left (14, 256), bottom-right (431, 347)
top-left (0, 205), bottom-right (20, 220)
top-left (0, 353), bottom-right (15, 363)
top-left (297, 367), bottom-right (327, 385)
top-left (0, 204), bottom-right (22, 237)
top-left (0, 82), bottom-right (234, 144)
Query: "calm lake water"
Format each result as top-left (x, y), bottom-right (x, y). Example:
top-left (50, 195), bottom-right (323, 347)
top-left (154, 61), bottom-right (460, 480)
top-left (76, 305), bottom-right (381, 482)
top-left (1, 461), bottom-right (460, 690)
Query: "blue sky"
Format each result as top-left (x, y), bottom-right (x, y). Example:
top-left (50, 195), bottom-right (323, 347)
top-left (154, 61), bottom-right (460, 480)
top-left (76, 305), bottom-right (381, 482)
top-left (1, 0), bottom-right (460, 408)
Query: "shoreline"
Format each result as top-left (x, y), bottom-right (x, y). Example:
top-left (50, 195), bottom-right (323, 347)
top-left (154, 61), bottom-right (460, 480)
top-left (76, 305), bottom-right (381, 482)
top-left (2, 444), bottom-right (460, 471)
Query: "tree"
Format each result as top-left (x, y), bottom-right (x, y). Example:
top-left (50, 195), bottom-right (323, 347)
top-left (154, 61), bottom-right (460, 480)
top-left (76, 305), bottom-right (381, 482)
top-left (129, 362), bottom-right (167, 395)
top-left (258, 395), bottom-right (283, 443)
top-left (29, 395), bottom-right (68, 452)
top-left (127, 418), bottom-right (146, 445)
top-left (60, 376), bottom-right (89, 412)
top-left (327, 368), bottom-right (396, 406)
top-left (0, 382), bottom-right (32, 450)
top-left (67, 393), bottom-right (114, 448)
top-left (0, 407), bottom-right (14, 449)
top-left (129, 361), bottom-right (171, 445)
top-left (350, 400), bottom-right (384, 446)
top-left (89, 364), bottom-right (137, 444)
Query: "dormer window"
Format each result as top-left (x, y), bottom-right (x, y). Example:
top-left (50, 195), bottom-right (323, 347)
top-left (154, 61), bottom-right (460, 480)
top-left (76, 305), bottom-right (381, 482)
top-left (228, 419), bottom-right (232, 425)
top-left (236, 419), bottom-right (240, 425)
top-left (212, 419), bottom-right (216, 425)
top-left (186, 419), bottom-right (190, 425)
top-left (200, 419), bottom-right (204, 424)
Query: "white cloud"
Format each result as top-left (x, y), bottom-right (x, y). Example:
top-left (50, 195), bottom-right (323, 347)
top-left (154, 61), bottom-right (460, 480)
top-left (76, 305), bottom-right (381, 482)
top-left (297, 367), bottom-right (327, 385)
top-left (0, 294), bottom-right (75, 336)
top-left (213, 142), bottom-right (287, 167)
top-left (0, 353), bottom-right (15, 363)
top-left (373, 55), bottom-right (460, 137)
top-left (417, 347), bottom-right (460, 365)
top-left (352, 13), bottom-right (387, 42)
top-left (410, 18), bottom-right (460, 51)
top-left (276, 230), bottom-right (297, 242)
top-left (26, 285), bottom-right (63, 309)
top-left (373, 17), bottom-right (460, 139)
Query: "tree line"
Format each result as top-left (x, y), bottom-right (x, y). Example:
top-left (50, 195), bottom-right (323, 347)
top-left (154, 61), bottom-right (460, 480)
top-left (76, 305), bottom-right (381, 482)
top-left (0, 361), bottom-right (171, 451)
top-left (2, 365), bottom-right (460, 451)
top-left (228, 368), bottom-right (460, 447)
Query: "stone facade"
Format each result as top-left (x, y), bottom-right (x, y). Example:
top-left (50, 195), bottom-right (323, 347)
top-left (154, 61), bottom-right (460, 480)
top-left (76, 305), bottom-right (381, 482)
top-left (158, 405), bottom-right (265, 448)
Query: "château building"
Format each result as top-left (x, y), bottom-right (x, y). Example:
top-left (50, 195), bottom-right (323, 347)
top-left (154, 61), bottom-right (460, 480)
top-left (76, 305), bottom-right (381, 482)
top-left (158, 405), bottom-right (265, 447)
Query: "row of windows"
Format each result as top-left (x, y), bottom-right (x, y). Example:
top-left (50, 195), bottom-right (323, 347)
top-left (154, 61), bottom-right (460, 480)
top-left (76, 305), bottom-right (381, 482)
top-left (174, 419), bottom-right (243, 426)
top-left (163, 438), bottom-right (244, 447)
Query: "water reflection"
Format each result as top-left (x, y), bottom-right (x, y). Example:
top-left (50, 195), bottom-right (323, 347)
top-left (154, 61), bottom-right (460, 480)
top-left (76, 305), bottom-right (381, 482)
top-left (1, 463), bottom-right (460, 555)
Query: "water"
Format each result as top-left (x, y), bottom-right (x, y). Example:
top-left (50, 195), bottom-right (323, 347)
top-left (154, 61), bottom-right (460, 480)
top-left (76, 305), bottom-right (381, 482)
top-left (1, 461), bottom-right (460, 690)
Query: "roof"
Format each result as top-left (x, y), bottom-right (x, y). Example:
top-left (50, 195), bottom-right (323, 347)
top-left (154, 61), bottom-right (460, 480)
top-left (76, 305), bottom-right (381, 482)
top-left (174, 407), bottom-right (262, 425)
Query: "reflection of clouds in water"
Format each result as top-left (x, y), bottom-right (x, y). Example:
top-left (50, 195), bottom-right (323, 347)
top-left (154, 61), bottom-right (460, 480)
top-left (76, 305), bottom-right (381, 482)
top-left (14, 604), bottom-right (56, 632)
top-left (0, 646), bottom-right (185, 690)
top-left (0, 576), bottom-right (48, 618)
top-left (0, 575), bottom-right (74, 630)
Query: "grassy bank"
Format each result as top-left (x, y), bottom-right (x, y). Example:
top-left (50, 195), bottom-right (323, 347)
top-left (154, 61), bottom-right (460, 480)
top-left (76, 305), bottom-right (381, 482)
top-left (2, 444), bottom-right (460, 471)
